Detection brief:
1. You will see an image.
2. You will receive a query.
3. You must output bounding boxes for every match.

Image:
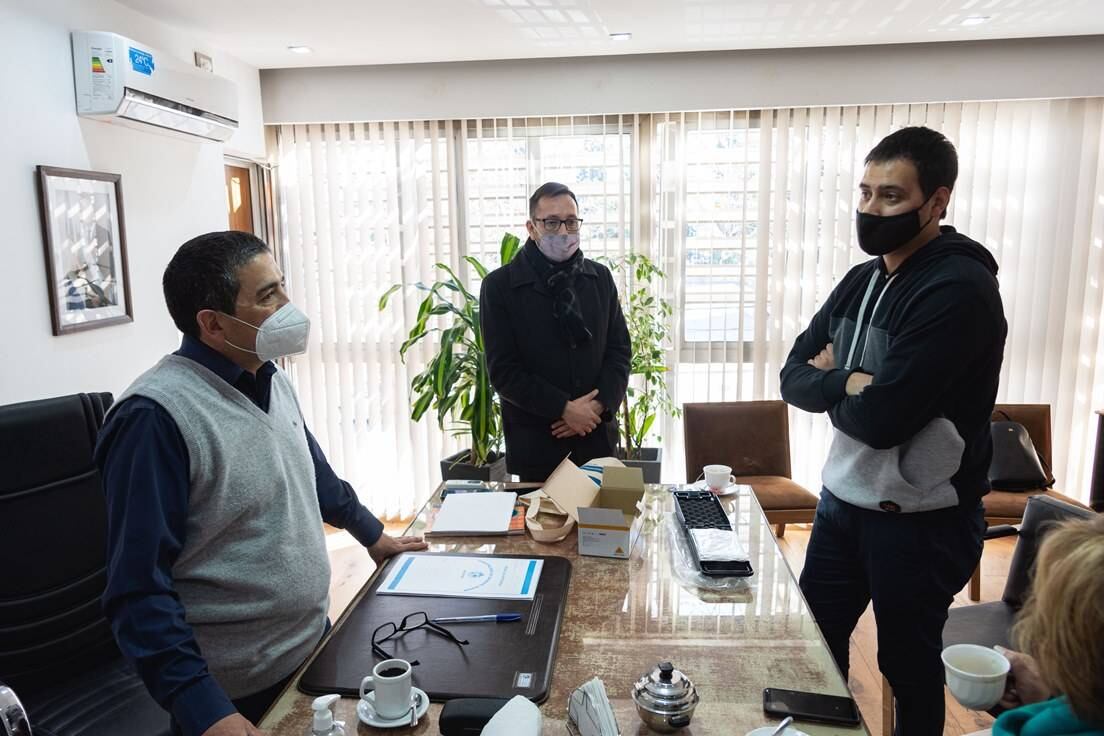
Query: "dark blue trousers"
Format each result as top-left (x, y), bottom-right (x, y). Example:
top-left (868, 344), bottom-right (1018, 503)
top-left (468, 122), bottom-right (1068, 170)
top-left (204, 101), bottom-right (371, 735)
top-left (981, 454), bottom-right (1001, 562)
top-left (800, 489), bottom-right (985, 736)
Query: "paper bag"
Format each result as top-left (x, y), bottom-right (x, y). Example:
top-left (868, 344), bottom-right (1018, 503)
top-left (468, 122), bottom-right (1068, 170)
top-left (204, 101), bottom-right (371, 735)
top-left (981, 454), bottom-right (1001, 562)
top-left (540, 455), bottom-right (625, 523)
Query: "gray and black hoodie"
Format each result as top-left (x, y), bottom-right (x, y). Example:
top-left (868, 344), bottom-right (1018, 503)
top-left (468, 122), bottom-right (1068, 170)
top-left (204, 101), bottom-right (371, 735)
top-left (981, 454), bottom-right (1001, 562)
top-left (781, 226), bottom-right (1007, 513)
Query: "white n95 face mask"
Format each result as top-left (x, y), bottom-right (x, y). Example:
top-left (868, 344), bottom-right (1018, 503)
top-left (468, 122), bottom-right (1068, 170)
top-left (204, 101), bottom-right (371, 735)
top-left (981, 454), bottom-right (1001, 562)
top-left (222, 302), bottom-right (311, 362)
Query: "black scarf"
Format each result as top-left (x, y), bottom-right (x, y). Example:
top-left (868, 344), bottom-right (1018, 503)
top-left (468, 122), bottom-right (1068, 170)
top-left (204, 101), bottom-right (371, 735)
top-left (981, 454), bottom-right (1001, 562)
top-left (523, 239), bottom-right (592, 347)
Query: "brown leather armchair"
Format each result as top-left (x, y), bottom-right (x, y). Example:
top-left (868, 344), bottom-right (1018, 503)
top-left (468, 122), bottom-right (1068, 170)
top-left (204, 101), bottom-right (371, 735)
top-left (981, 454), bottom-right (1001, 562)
top-left (968, 404), bottom-right (1091, 600)
top-left (683, 400), bottom-right (819, 536)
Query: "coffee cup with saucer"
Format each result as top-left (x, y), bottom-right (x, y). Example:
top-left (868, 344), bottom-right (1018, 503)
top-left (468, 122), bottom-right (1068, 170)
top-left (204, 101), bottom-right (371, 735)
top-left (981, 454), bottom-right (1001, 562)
top-left (357, 687), bottom-right (429, 728)
top-left (357, 658), bottom-right (429, 727)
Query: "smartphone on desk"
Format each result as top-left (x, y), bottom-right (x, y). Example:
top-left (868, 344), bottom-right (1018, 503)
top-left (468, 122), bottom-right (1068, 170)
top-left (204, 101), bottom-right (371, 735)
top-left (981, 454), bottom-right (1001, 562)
top-left (763, 687), bottom-right (862, 726)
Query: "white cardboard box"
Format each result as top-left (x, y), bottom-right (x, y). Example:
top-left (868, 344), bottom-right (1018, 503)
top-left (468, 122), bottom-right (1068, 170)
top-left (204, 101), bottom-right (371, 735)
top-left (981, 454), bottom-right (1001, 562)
top-left (540, 457), bottom-right (647, 558)
top-left (576, 466), bottom-right (646, 559)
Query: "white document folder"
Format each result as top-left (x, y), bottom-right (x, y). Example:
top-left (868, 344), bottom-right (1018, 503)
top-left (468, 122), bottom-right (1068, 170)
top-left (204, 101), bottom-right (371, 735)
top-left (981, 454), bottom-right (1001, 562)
top-left (377, 553), bottom-right (544, 600)
top-left (427, 491), bottom-right (517, 536)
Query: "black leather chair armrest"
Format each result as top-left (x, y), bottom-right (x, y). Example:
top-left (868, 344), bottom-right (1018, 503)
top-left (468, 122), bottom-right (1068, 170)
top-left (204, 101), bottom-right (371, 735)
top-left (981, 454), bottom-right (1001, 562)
top-left (0, 682), bottom-right (32, 736)
top-left (984, 524), bottom-right (1020, 540)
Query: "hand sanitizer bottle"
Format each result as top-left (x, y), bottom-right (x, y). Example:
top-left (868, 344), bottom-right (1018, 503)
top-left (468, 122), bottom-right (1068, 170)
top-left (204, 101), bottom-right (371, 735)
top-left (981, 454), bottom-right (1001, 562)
top-left (310, 694), bottom-right (346, 736)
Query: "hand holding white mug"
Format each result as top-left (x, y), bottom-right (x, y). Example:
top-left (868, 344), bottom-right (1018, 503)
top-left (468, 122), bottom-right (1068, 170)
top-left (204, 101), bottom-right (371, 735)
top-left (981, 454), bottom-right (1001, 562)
top-left (994, 646), bottom-right (1052, 709)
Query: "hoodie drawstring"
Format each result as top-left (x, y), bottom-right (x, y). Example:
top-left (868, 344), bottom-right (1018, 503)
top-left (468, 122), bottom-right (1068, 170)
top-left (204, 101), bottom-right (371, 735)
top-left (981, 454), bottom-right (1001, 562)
top-left (843, 269), bottom-right (899, 371)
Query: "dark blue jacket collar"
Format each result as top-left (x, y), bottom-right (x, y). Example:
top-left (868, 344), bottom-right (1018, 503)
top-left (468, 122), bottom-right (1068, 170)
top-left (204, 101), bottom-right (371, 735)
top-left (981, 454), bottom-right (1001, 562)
top-left (176, 334), bottom-right (276, 386)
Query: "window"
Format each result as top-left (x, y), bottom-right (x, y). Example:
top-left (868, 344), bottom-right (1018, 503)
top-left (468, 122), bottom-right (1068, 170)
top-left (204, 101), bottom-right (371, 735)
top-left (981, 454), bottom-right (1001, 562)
top-left (276, 99), bottom-right (1104, 514)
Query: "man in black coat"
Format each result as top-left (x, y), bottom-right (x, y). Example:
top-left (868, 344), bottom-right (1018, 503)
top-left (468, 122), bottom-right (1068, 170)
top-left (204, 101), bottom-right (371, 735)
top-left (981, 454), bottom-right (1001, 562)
top-left (479, 182), bottom-right (632, 482)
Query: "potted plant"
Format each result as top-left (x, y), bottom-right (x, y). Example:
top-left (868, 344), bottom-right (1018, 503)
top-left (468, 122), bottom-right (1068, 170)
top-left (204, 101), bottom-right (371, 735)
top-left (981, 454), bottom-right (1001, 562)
top-left (378, 233), bottom-right (522, 481)
top-left (603, 252), bottom-right (680, 483)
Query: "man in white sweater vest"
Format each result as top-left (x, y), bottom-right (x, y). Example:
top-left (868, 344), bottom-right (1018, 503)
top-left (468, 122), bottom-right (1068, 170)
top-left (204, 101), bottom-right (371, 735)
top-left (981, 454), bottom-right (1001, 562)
top-left (97, 232), bottom-right (428, 736)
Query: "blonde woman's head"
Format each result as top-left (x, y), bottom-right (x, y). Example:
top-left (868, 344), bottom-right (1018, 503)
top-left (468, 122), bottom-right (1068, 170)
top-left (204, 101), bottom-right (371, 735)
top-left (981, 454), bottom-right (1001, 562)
top-left (1013, 512), bottom-right (1104, 725)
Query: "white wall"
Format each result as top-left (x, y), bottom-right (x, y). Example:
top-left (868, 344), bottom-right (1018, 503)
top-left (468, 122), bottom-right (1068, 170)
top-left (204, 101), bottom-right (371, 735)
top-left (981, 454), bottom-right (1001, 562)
top-left (260, 35), bottom-right (1104, 123)
top-left (0, 0), bottom-right (266, 405)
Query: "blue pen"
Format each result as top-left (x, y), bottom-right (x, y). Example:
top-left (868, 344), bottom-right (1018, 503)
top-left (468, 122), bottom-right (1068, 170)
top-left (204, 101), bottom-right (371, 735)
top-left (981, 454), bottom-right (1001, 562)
top-left (432, 613), bottom-right (522, 624)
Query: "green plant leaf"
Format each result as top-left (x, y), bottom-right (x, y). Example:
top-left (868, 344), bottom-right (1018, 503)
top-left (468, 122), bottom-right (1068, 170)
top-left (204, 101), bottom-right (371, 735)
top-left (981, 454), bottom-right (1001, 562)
top-left (398, 326), bottom-right (427, 358)
top-left (500, 232), bottom-right (521, 265)
top-left (415, 295), bottom-right (433, 322)
top-left (463, 256), bottom-right (489, 279)
top-left (434, 332), bottom-right (455, 397)
top-left (411, 390), bottom-right (433, 421)
top-left (411, 369), bottom-right (432, 391)
top-left (378, 284), bottom-right (402, 311)
top-left (436, 389), bottom-right (461, 427)
top-left (434, 263), bottom-right (475, 301)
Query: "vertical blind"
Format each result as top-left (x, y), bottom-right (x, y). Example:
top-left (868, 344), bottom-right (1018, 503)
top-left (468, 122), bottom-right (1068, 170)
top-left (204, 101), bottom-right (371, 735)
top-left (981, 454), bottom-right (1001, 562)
top-left (274, 99), bottom-right (1104, 519)
top-left (652, 100), bottom-right (1104, 496)
top-left (274, 117), bottom-right (635, 517)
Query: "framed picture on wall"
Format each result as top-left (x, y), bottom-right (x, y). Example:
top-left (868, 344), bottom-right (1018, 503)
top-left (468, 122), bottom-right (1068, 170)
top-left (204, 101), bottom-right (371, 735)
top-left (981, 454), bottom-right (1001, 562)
top-left (36, 166), bottom-right (133, 335)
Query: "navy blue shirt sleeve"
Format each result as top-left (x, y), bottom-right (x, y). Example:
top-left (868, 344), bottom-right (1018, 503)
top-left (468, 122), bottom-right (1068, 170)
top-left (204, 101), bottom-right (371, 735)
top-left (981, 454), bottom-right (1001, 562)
top-left (96, 398), bottom-right (236, 736)
top-left (305, 426), bottom-right (384, 548)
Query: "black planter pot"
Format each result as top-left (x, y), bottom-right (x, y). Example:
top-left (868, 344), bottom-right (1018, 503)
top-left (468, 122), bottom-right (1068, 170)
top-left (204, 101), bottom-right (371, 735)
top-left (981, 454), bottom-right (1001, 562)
top-left (439, 450), bottom-right (508, 482)
top-left (619, 446), bottom-right (662, 484)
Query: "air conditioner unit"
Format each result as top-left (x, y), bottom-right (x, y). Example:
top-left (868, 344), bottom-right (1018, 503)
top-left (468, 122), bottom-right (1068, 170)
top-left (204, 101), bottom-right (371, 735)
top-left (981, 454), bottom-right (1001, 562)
top-left (72, 30), bottom-right (238, 142)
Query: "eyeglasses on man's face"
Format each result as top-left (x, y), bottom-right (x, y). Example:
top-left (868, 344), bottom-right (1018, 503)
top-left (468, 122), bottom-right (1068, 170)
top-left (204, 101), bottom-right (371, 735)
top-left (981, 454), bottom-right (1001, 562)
top-left (532, 217), bottom-right (584, 233)
top-left (371, 611), bottom-right (469, 666)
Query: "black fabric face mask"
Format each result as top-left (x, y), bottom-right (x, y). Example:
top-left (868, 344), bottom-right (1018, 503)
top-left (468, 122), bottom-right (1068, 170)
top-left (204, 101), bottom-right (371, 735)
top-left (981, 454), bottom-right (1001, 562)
top-left (856, 195), bottom-right (937, 256)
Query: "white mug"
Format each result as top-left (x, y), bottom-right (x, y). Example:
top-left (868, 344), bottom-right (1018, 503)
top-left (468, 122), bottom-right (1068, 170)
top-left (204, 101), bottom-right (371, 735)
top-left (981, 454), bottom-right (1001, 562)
top-left (360, 658), bottom-right (413, 720)
top-left (941, 644), bottom-right (1010, 710)
top-left (703, 464), bottom-right (736, 490)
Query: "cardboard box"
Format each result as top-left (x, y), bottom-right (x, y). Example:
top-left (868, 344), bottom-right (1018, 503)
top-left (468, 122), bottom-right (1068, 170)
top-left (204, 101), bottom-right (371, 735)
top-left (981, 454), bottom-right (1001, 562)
top-left (541, 457), bottom-right (646, 559)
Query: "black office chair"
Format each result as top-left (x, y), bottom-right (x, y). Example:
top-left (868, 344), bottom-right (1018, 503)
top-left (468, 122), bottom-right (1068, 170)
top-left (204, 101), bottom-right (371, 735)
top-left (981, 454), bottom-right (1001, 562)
top-left (881, 495), bottom-right (1098, 734)
top-left (0, 393), bottom-right (171, 736)
top-left (944, 494), bottom-right (1097, 649)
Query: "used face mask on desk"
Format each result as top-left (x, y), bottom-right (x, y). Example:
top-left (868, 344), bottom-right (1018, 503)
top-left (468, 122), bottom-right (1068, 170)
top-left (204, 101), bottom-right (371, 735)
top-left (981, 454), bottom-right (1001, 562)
top-left (222, 302), bottom-right (311, 362)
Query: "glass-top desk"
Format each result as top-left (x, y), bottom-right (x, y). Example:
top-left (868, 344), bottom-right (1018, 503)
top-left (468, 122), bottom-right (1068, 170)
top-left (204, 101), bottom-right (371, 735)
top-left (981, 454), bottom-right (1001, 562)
top-left (259, 484), bottom-right (869, 735)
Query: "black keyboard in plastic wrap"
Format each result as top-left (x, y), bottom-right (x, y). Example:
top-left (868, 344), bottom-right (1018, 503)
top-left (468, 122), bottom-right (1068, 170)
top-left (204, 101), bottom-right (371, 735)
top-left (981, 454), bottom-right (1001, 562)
top-left (673, 490), bottom-right (753, 577)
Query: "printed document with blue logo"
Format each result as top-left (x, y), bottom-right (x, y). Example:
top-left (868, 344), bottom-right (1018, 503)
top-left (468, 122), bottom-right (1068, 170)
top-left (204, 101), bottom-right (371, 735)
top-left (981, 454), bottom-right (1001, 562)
top-left (378, 554), bottom-right (543, 600)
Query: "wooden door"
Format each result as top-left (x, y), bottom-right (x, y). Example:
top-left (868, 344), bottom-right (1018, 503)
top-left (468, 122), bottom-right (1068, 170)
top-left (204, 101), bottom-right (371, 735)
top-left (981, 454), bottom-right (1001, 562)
top-left (225, 164), bottom-right (255, 233)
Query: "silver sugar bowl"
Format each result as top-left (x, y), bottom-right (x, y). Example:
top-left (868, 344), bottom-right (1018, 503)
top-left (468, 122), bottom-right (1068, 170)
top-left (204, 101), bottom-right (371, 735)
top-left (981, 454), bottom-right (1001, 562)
top-left (630, 661), bottom-right (700, 733)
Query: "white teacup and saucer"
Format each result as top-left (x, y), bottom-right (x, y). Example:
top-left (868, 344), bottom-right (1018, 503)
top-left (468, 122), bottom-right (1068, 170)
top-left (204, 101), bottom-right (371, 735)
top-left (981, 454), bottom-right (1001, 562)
top-left (692, 464), bottom-right (745, 497)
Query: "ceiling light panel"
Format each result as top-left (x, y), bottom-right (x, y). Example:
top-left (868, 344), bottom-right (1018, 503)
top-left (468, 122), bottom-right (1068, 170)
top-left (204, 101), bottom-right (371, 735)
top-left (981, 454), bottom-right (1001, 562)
top-left (478, 0), bottom-right (606, 48)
